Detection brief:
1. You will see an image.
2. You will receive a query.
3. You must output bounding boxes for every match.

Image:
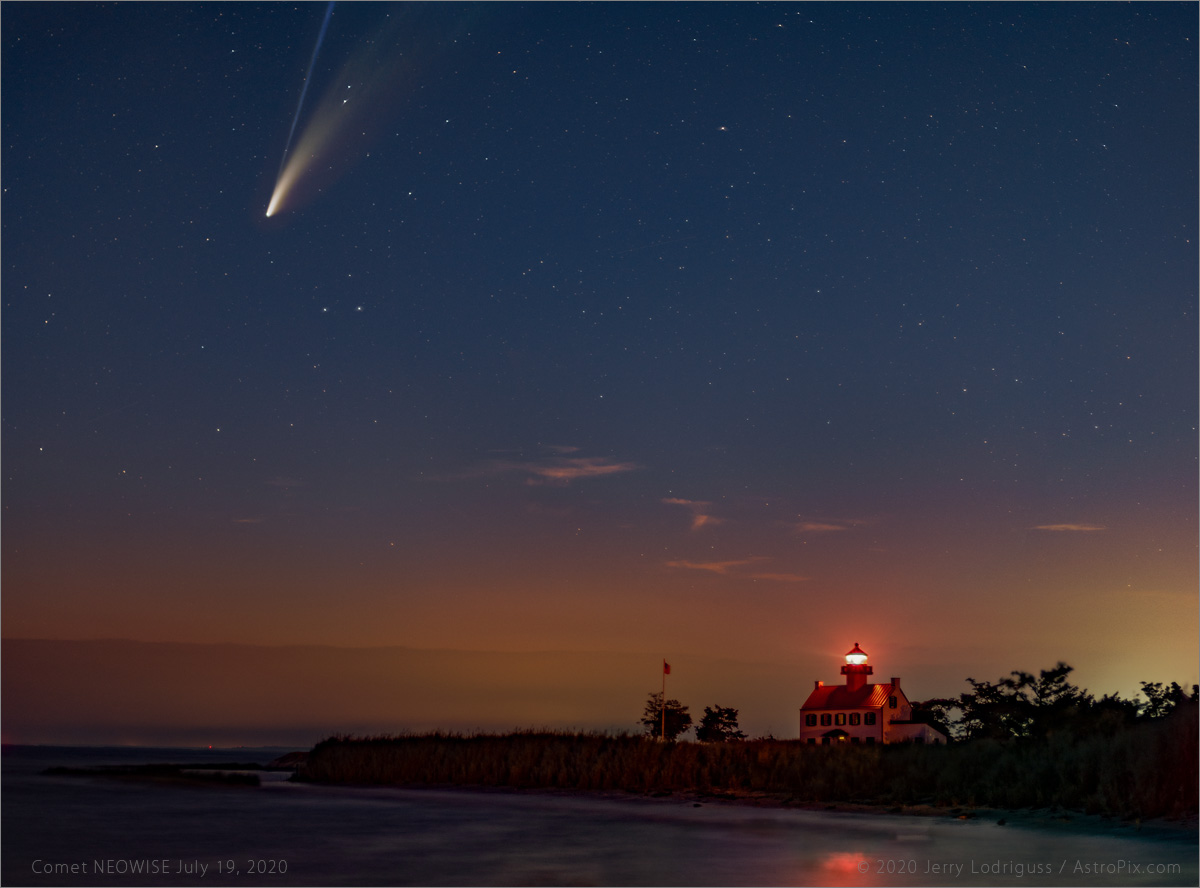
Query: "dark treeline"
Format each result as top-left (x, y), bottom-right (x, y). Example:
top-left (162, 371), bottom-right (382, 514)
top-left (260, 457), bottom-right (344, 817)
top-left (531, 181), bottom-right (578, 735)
top-left (912, 663), bottom-right (1199, 741)
top-left (300, 699), bottom-right (1197, 820)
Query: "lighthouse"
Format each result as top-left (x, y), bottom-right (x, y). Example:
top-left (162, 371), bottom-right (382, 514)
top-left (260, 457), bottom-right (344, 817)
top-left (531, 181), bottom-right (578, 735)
top-left (841, 642), bottom-right (873, 691)
top-left (798, 643), bottom-right (947, 744)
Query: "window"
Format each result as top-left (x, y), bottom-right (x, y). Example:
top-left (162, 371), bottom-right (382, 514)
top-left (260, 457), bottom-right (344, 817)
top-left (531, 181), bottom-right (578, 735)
top-left (864, 712), bottom-right (876, 725)
top-left (865, 737), bottom-right (875, 745)
top-left (889, 696), bottom-right (898, 709)
top-left (821, 737), bottom-right (830, 745)
top-left (849, 713), bottom-right (861, 726)
top-left (835, 713), bottom-right (846, 726)
top-left (806, 738), bottom-right (816, 745)
top-left (851, 736), bottom-right (860, 743)
top-left (820, 713), bottom-right (832, 726)
top-left (805, 714), bottom-right (817, 727)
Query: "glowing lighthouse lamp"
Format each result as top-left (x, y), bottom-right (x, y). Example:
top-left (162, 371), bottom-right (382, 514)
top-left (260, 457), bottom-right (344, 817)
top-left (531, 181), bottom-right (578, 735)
top-left (841, 642), bottom-right (874, 691)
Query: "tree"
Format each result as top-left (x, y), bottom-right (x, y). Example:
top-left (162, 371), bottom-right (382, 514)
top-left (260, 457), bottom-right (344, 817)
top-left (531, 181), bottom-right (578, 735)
top-left (1139, 681), bottom-right (1198, 719)
top-left (925, 666), bottom-right (1197, 742)
top-left (947, 663), bottom-right (1091, 740)
top-left (908, 699), bottom-right (954, 738)
top-left (952, 675), bottom-right (1032, 740)
top-left (1003, 662), bottom-right (1093, 738)
top-left (640, 692), bottom-right (692, 740)
top-left (695, 705), bottom-right (747, 742)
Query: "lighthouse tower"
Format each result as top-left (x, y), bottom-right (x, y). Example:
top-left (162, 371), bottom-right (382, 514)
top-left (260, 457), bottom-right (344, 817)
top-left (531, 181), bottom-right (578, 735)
top-left (841, 643), bottom-right (873, 691)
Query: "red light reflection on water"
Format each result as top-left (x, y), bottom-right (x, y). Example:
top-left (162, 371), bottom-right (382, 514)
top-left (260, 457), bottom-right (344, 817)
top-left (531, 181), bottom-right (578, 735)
top-left (820, 851), bottom-right (875, 886)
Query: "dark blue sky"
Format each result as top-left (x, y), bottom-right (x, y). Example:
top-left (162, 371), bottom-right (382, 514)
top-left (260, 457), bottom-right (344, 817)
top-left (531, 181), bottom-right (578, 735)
top-left (3, 3), bottom-right (1196, 719)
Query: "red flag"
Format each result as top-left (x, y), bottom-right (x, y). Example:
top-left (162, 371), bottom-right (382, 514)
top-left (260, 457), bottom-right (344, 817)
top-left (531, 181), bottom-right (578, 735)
top-left (663, 660), bottom-right (671, 675)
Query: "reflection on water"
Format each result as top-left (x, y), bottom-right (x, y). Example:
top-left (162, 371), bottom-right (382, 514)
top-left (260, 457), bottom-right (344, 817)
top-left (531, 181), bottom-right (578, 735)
top-left (3, 746), bottom-right (1195, 886)
top-left (821, 851), bottom-right (874, 887)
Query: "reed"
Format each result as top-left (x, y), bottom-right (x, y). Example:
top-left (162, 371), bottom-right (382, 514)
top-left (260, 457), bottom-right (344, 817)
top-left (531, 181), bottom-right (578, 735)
top-left (298, 707), bottom-right (1196, 820)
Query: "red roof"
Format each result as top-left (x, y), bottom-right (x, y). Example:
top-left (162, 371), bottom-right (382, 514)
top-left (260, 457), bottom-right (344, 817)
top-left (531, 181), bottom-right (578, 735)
top-left (801, 682), bottom-right (894, 710)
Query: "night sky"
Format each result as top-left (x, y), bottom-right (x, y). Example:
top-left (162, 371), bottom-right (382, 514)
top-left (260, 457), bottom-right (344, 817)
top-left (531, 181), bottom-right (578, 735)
top-left (3, 2), bottom-right (1196, 743)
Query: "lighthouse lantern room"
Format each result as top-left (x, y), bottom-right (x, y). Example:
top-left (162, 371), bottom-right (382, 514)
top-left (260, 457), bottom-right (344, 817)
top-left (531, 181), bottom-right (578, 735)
top-left (841, 642), bottom-right (873, 690)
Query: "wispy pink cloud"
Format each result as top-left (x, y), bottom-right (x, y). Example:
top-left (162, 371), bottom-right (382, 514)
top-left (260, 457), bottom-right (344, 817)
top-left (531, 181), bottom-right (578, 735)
top-left (662, 497), bottom-right (723, 530)
top-left (448, 454), bottom-right (639, 485)
top-left (522, 456), bottom-right (640, 484)
top-left (665, 558), bottom-right (805, 582)
top-left (666, 558), bottom-right (762, 575)
top-left (1032, 523), bottom-right (1107, 532)
top-left (793, 514), bottom-right (877, 534)
top-left (797, 521), bottom-right (847, 533)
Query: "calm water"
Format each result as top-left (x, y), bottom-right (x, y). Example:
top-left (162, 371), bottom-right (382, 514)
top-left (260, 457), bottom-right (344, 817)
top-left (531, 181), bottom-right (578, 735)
top-left (3, 745), bottom-right (1195, 886)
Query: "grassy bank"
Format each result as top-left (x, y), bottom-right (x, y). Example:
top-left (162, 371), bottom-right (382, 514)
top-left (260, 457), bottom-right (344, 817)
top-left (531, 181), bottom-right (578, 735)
top-left (299, 707), bottom-right (1196, 821)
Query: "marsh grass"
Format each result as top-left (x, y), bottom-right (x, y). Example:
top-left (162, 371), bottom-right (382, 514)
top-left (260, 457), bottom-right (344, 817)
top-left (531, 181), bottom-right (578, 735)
top-left (298, 704), bottom-right (1196, 820)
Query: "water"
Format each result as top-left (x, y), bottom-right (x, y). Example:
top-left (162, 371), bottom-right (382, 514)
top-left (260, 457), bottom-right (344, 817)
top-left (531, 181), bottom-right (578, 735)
top-left (4, 746), bottom-right (1195, 886)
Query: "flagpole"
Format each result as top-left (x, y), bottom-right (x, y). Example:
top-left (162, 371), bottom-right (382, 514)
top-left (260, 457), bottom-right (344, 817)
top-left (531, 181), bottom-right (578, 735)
top-left (660, 659), bottom-right (667, 742)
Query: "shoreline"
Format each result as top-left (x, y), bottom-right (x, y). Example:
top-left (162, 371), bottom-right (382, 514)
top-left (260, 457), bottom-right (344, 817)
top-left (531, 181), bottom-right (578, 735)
top-left (290, 776), bottom-right (1199, 842)
top-left (38, 744), bottom-right (1193, 843)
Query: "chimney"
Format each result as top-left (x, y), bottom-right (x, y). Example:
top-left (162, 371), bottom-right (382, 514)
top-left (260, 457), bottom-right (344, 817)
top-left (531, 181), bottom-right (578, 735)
top-left (891, 677), bottom-right (901, 689)
top-left (814, 680), bottom-right (824, 689)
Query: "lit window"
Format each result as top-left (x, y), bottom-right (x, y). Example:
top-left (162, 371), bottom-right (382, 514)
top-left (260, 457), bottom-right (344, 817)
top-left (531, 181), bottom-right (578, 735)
top-left (835, 713), bottom-right (846, 726)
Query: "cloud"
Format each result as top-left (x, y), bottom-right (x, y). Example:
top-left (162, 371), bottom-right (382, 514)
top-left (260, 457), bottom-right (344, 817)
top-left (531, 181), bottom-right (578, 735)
top-left (1032, 523), bottom-right (1107, 532)
top-left (665, 559), bottom-right (806, 583)
top-left (666, 558), bottom-right (762, 575)
top-left (796, 521), bottom-right (847, 533)
top-left (449, 454), bottom-right (639, 485)
top-left (522, 456), bottom-right (640, 484)
top-left (792, 513), bottom-right (878, 534)
top-left (662, 497), bottom-right (723, 530)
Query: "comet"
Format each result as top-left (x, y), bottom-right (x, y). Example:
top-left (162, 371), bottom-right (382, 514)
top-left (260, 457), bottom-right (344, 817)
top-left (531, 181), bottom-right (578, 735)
top-left (264, 77), bottom-right (365, 218)
top-left (263, 3), bottom-right (470, 218)
top-left (267, 2), bottom-right (335, 217)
